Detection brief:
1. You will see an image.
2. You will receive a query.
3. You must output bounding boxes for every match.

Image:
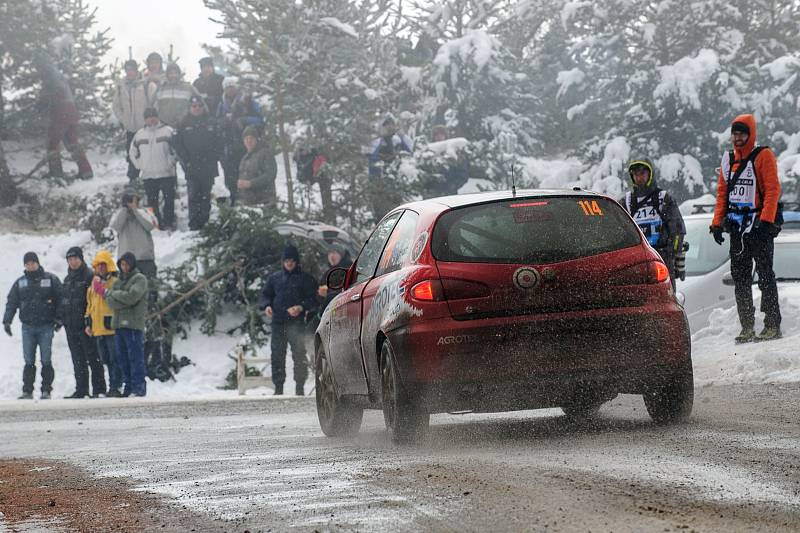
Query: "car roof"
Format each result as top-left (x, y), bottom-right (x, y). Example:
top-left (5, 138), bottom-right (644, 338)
top-left (397, 188), bottom-right (606, 212)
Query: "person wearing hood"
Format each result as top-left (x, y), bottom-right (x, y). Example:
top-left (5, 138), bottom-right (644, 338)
top-left (217, 77), bottom-right (263, 204)
top-left (61, 247), bottom-right (106, 399)
top-left (154, 62), bottom-right (204, 128)
top-left (3, 252), bottom-right (62, 400)
top-left (710, 114), bottom-right (783, 343)
top-left (104, 252), bottom-right (149, 397)
top-left (622, 157), bottom-right (686, 290)
top-left (173, 95), bottom-right (223, 230)
top-left (237, 126), bottom-right (277, 207)
top-left (34, 52), bottom-right (93, 180)
top-left (317, 243), bottom-right (353, 310)
top-left (366, 113), bottom-right (413, 221)
top-left (112, 59), bottom-right (157, 182)
top-left (85, 250), bottom-right (123, 397)
top-left (259, 245), bottom-right (318, 396)
top-left (193, 57), bottom-right (224, 118)
top-left (128, 108), bottom-right (178, 230)
top-left (144, 52), bottom-right (165, 87)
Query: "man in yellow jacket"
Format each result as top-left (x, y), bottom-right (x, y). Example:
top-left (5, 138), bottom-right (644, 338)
top-left (84, 250), bottom-right (122, 397)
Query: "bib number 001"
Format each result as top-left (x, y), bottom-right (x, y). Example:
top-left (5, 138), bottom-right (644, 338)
top-left (577, 200), bottom-right (603, 216)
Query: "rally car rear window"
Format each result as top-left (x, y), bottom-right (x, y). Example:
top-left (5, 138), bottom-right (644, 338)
top-left (431, 196), bottom-right (641, 264)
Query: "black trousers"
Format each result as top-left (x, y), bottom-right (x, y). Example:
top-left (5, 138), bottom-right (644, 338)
top-left (186, 174), bottom-right (214, 230)
top-left (65, 326), bottom-right (106, 395)
top-left (125, 131), bottom-right (139, 180)
top-left (270, 320), bottom-right (309, 387)
top-left (222, 150), bottom-right (243, 205)
top-left (730, 231), bottom-right (781, 330)
top-left (143, 176), bottom-right (177, 228)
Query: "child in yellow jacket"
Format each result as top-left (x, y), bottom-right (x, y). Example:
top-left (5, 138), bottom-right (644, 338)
top-left (85, 250), bottom-right (123, 397)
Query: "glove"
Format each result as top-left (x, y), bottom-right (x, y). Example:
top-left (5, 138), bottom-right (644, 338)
top-left (3, 323), bottom-right (12, 337)
top-left (54, 322), bottom-right (63, 332)
top-left (757, 220), bottom-right (780, 238)
top-left (92, 278), bottom-right (106, 296)
top-left (710, 225), bottom-right (725, 245)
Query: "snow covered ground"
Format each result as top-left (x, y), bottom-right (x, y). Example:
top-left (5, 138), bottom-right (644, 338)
top-left (0, 143), bottom-right (798, 400)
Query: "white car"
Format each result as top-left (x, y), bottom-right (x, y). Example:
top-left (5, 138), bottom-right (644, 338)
top-left (677, 210), bottom-right (800, 332)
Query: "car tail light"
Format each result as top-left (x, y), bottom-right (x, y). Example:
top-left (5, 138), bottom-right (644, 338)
top-left (410, 280), bottom-right (444, 301)
top-left (440, 279), bottom-right (491, 300)
top-left (611, 261), bottom-right (670, 285)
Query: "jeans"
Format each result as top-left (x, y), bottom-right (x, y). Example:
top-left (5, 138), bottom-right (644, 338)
top-left (97, 334), bottom-right (122, 392)
top-left (730, 231), bottom-right (782, 329)
top-left (115, 328), bottom-right (146, 396)
top-left (270, 319), bottom-right (309, 387)
top-left (125, 131), bottom-right (139, 180)
top-left (65, 326), bottom-right (106, 395)
top-left (21, 323), bottom-right (55, 393)
top-left (143, 176), bottom-right (177, 228)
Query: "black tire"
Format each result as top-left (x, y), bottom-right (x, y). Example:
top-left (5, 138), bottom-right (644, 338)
top-left (315, 344), bottom-right (363, 437)
top-left (380, 341), bottom-right (429, 444)
top-left (643, 360), bottom-right (694, 424)
top-left (561, 400), bottom-right (604, 421)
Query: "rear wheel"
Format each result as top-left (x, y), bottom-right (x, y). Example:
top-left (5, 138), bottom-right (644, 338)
top-left (380, 341), bottom-right (429, 444)
top-left (315, 345), bottom-right (363, 437)
top-left (643, 360), bottom-right (694, 424)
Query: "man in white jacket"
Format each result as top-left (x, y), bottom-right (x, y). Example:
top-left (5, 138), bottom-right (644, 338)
top-left (129, 108), bottom-right (177, 230)
top-left (113, 60), bottom-right (157, 183)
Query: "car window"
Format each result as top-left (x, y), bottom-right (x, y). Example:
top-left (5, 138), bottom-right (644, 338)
top-left (759, 242), bottom-right (800, 281)
top-left (431, 196), bottom-right (640, 264)
top-left (684, 217), bottom-right (729, 276)
top-left (352, 212), bottom-right (402, 283)
top-left (376, 211), bottom-right (419, 277)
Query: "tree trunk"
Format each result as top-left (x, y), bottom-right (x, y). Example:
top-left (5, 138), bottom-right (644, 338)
top-left (274, 78), bottom-right (295, 218)
top-left (0, 141), bottom-right (18, 207)
top-left (318, 174), bottom-right (335, 224)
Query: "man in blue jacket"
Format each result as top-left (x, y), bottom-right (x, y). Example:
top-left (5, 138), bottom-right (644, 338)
top-left (260, 245), bottom-right (317, 396)
top-left (3, 252), bottom-right (62, 399)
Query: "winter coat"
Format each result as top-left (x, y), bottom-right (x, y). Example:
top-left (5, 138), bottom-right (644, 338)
top-left (712, 114), bottom-right (782, 228)
top-left (155, 80), bottom-right (204, 128)
top-left (109, 207), bottom-right (158, 261)
top-left (60, 262), bottom-right (94, 330)
top-left (260, 266), bottom-right (318, 324)
top-left (217, 93), bottom-right (263, 158)
top-left (368, 133), bottom-right (414, 177)
top-left (85, 250), bottom-right (118, 337)
top-left (3, 267), bottom-right (62, 327)
top-left (622, 157), bottom-right (686, 255)
top-left (173, 113), bottom-right (223, 180)
top-left (34, 53), bottom-right (78, 128)
top-left (129, 123), bottom-right (177, 179)
top-left (193, 73), bottom-right (224, 119)
top-left (238, 142), bottom-right (277, 206)
top-left (112, 76), bottom-right (157, 133)
top-left (105, 263), bottom-right (148, 332)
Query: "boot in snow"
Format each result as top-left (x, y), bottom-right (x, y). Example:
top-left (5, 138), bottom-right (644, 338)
top-left (735, 328), bottom-right (756, 344)
top-left (295, 383), bottom-right (305, 396)
top-left (22, 364), bottom-right (36, 395)
top-left (273, 383), bottom-right (284, 396)
top-left (18, 392), bottom-right (33, 400)
top-left (756, 327), bottom-right (782, 342)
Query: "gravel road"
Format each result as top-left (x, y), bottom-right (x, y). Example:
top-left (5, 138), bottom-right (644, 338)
top-left (1, 384), bottom-right (799, 532)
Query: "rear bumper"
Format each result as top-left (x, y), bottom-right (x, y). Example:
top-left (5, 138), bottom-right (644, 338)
top-left (388, 303), bottom-right (690, 398)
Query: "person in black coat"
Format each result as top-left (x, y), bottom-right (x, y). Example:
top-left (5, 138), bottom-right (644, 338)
top-left (259, 245), bottom-right (318, 396)
top-left (318, 244), bottom-right (353, 310)
top-left (173, 95), bottom-right (223, 230)
top-left (61, 247), bottom-right (106, 398)
top-left (193, 58), bottom-right (224, 120)
top-left (3, 252), bottom-right (62, 399)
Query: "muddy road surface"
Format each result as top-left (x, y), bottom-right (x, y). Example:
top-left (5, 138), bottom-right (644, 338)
top-left (1, 384), bottom-right (799, 532)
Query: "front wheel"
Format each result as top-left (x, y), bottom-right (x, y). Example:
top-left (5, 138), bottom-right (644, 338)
top-left (380, 341), bottom-right (429, 444)
top-left (315, 345), bottom-right (363, 437)
top-left (643, 360), bottom-right (694, 424)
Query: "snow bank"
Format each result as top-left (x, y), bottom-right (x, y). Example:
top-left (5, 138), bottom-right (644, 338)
top-left (692, 285), bottom-right (800, 386)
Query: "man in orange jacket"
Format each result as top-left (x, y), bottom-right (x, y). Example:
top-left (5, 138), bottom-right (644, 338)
top-left (709, 114), bottom-right (782, 343)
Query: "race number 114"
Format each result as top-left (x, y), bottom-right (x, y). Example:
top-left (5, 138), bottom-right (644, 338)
top-left (578, 200), bottom-right (603, 216)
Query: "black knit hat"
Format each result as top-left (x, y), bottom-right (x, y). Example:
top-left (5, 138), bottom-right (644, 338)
top-left (731, 121), bottom-right (750, 136)
top-left (23, 252), bottom-right (39, 265)
top-left (123, 59), bottom-right (138, 71)
top-left (282, 245), bottom-right (300, 262)
top-left (143, 107), bottom-right (158, 119)
top-left (65, 246), bottom-right (84, 261)
top-left (199, 57), bottom-right (214, 67)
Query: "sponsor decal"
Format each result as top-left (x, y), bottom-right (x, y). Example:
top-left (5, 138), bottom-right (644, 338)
top-left (436, 334), bottom-right (479, 346)
top-left (411, 232), bottom-right (428, 263)
top-left (513, 267), bottom-right (541, 290)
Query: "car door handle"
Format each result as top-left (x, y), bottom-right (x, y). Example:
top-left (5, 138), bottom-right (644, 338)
top-left (351, 294), bottom-right (361, 302)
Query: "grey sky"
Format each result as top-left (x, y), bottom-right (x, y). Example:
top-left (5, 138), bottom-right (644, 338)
top-left (92, 0), bottom-right (224, 78)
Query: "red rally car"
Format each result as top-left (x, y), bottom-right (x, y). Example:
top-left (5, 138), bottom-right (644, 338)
top-left (314, 189), bottom-right (693, 443)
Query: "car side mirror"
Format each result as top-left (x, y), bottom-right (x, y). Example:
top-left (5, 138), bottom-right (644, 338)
top-left (327, 267), bottom-right (348, 291)
top-left (722, 271), bottom-right (735, 286)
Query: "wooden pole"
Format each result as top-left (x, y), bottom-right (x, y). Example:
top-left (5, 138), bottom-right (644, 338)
top-left (274, 76), bottom-right (296, 217)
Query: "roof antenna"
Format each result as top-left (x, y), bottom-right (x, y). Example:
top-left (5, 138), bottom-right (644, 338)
top-left (511, 163), bottom-right (517, 197)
